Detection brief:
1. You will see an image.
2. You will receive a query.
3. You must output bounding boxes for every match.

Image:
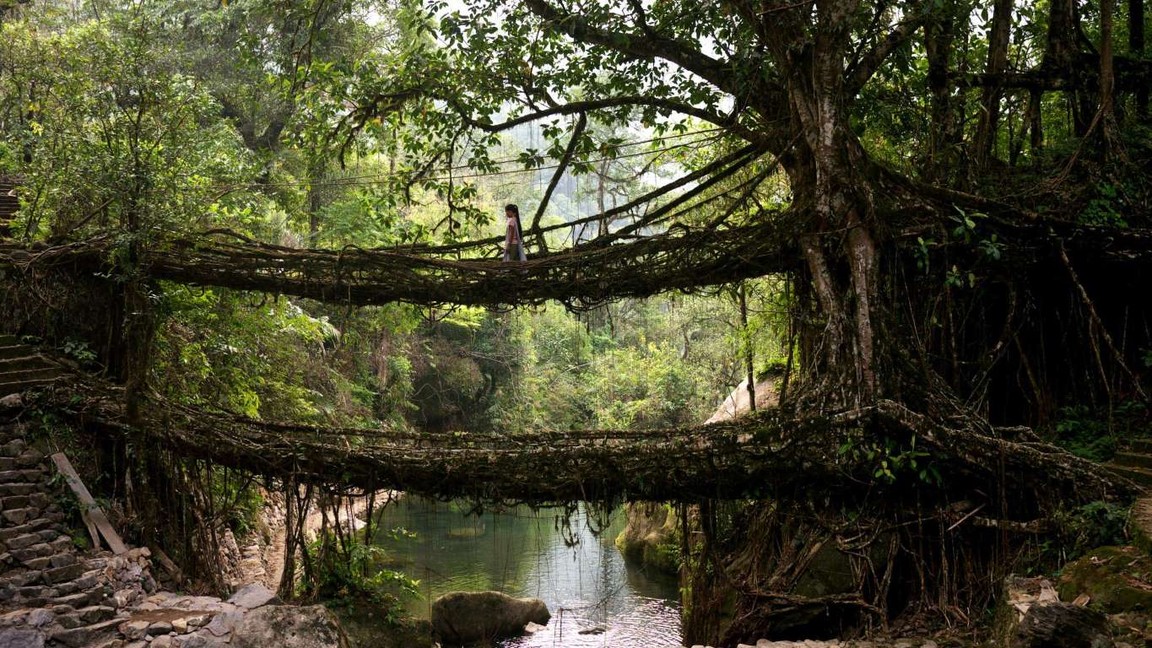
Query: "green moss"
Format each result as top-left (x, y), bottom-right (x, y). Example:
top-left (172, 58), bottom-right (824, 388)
top-left (1057, 546), bottom-right (1152, 613)
top-left (640, 538), bottom-right (681, 575)
top-left (615, 502), bottom-right (681, 576)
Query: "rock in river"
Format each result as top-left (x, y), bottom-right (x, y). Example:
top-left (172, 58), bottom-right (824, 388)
top-left (431, 591), bottom-right (551, 647)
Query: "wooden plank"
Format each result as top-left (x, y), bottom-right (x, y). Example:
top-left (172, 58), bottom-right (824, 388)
top-left (80, 512), bottom-right (101, 552)
top-left (48, 453), bottom-right (100, 550)
top-left (51, 452), bottom-right (128, 554)
top-left (152, 546), bottom-right (184, 584)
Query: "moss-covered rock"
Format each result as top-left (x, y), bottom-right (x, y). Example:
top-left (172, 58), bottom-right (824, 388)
top-left (430, 591), bottom-right (550, 646)
top-left (1057, 546), bottom-right (1152, 613)
top-left (615, 502), bottom-right (680, 575)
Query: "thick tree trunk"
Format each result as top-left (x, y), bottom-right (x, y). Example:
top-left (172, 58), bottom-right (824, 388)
top-left (1133, 0), bottom-right (1148, 115)
top-left (924, 9), bottom-right (962, 182)
top-left (1046, 0), bottom-right (1096, 134)
top-left (1100, 0), bottom-right (1118, 148)
top-left (783, 57), bottom-right (884, 402)
top-left (974, 0), bottom-right (1014, 167)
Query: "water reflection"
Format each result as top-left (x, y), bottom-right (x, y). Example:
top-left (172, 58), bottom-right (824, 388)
top-left (373, 497), bottom-right (683, 648)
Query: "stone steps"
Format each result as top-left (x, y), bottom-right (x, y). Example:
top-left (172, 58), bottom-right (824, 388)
top-left (48, 616), bottom-right (123, 647)
top-left (1105, 441), bottom-right (1152, 564)
top-left (0, 345), bottom-right (30, 361)
top-left (0, 338), bottom-right (61, 397)
top-left (1111, 451), bottom-right (1152, 472)
top-left (0, 368), bottom-right (62, 384)
top-left (1103, 438), bottom-right (1152, 487)
top-left (0, 378), bottom-right (58, 397)
top-left (0, 422), bottom-right (134, 647)
top-left (0, 414), bottom-right (342, 648)
top-left (0, 204), bottom-right (15, 221)
top-left (0, 355), bottom-right (51, 373)
top-left (1106, 464), bottom-right (1152, 488)
top-left (1130, 438), bottom-right (1152, 454)
top-left (0, 184), bottom-right (16, 229)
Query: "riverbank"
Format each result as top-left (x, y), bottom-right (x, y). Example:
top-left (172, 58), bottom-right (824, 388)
top-left (228, 489), bottom-right (387, 591)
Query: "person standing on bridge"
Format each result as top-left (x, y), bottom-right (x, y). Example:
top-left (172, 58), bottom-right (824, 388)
top-left (502, 203), bottom-right (527, 262)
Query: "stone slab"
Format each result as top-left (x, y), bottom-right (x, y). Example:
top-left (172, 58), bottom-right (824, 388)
top-left (5, 532), bottom-right (41, 550)
top-left (25, 609), bottom-right (53, 627)
top-left (50, 553), bottom-right (77, 568)
top-left (0, 495), bottom-right (29, 509)
top-left (49, 618), bottom-right (122, 648)
top-left (0, 484), bottom-right (36, 496)
top-left (226, 583), bottom-right (280, 609)
top-left (1, 506), bottom-right (37, 525)
top-left (203, 610), bottom-right (244, 637)
top-left (15, 450), bottom-right (44, 468)
top-left (43, 562), bottom-right (86, 584)
top-left (0, 628), bottom-right (43, 648)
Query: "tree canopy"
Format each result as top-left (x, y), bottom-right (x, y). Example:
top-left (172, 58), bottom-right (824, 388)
top-left (2, 0), bottom-right (1152, 640)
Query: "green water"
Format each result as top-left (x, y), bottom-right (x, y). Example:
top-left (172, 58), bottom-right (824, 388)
top-left (373, 497), bottom-right (684, 647)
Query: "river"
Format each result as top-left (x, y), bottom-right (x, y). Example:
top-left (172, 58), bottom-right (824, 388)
top-left (373, 497), bottom-right (684, 647)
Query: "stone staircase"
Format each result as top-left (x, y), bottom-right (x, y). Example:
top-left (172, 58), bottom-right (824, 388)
top-left (0, 176), bottom-right (17, 238)
top-left (0, 335), bottom-right (63, 398)
top-left (0, 430), bottom-right (124, 647)
top-left (0, 413), bottom-right (350, 647)
top-left (1105, 439), bottom-right (1152, 488)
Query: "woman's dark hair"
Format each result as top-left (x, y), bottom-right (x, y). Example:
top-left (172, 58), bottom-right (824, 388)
top-left (505, 204), bottom-right (519, 216)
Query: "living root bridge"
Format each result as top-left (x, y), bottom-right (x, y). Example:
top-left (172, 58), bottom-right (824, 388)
top-left (0, 223), bottom-right (797, 308)
top-left (36, 378), bottom-right (1137, 507)
top-left (4, 215), bottom-right (1151, 312)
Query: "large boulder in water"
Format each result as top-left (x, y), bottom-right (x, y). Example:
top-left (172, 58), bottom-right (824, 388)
top-left (431, 591), bottom-right (550, 646)
top-left (231, 604), bottom-right (350, 648)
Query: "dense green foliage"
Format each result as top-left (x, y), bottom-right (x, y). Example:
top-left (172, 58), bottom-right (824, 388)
top-left (0, 1), bottom-right (802, 612)
top-left (2, 0), bottom-right (1150, 639)
top-left (307, 530), bottom-right (420, 610)
top-left (0, 0), bottom-right (793, 435)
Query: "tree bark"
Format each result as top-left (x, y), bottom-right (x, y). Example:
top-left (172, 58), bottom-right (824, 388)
top-left (773, 9), bottom-right (883, 402)
top-left (1100, 0), bottom-right (1117, 142)
top-left (1133, 0), bottom-right (1148, 115)
top-left (924, 8), bottom-right (962, 182)
top-left (1046, 0), bottom-right (1096, 134)
top-left (974, 0), bottom-right (1014, 167)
